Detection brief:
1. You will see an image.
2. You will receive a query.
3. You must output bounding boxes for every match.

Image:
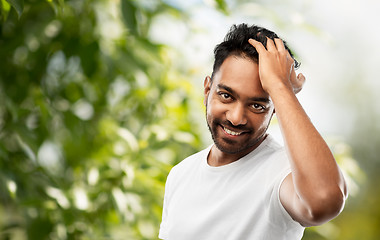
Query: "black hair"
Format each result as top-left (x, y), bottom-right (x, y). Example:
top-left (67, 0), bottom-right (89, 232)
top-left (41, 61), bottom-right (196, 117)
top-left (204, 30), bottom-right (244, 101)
top-left (211, 23), bottom-right (300, 80)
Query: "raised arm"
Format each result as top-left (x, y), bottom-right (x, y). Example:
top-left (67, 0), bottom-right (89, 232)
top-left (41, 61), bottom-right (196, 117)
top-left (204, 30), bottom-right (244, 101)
top-left (249, 38), bottom-right (348, 227)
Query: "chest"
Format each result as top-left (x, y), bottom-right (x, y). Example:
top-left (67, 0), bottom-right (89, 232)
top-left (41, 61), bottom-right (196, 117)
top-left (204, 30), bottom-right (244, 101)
top-left (167, 164), bottom-right (278, 238)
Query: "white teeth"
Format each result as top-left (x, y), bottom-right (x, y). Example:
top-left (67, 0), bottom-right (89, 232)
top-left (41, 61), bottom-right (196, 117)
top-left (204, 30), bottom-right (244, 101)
top-left (223, 127), bottom-right (242, 136)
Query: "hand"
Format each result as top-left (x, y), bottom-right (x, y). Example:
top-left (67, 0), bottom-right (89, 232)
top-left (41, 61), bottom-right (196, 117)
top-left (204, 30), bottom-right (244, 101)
top-left (248, 38), bottom-right (305, 94)
top-left (290, 67), bottom-right (305, 94)
top-left (291, 70), bottom-right (305, 94)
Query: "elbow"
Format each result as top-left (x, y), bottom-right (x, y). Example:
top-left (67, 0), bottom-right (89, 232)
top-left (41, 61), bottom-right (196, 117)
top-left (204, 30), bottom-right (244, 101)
top-left (305, 188), bottom-right (346, 226)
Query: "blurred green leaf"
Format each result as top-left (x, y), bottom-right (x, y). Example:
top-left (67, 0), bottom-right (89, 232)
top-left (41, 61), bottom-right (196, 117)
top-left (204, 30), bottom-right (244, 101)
top-left (5, 0), bottom-right (23, 17)
top-left (121, 0), bottom-right (138, 35)
top-left (1, 0), bottom-right (11, 21)
top-left (215, 0), bottom-right (228, 14)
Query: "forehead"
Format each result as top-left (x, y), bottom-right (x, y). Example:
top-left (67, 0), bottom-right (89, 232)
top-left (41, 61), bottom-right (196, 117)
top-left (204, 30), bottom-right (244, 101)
top-left (212, 55), bottom-right (267, 98)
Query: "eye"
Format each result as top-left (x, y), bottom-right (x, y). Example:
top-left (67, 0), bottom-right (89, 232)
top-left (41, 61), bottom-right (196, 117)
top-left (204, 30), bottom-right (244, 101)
top-left (251, 103), bottom-right (266, 112)
top-left (219, 92), bottom-right (232, 100)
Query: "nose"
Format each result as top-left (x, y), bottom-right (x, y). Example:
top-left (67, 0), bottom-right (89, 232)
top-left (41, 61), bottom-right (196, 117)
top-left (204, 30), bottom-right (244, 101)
top-left (226, 103), bottom-right (247, 126)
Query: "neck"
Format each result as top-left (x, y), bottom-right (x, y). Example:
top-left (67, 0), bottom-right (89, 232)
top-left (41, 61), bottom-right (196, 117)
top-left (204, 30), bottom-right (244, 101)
top-left (207, 134), bottom-right (267, 167)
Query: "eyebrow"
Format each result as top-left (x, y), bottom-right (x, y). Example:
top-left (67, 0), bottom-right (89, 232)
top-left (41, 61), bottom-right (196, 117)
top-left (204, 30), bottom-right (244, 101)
top-left (217, 84), bottom-right (271, 103)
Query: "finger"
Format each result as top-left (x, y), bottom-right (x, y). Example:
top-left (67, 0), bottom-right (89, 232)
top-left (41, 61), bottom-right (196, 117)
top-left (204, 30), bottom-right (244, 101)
top-left (293, 73), bottom-right (306, 94)
top-left (248, 38), bottom-right (266, 54)
top-left (286, 50), bottom-right (295, 65)
top-left (290, 64), bottom-right (296, 84)
top-left (265, 37), bottom-right (277, 52)
top-left (297, 73), bottom-right (306, 84)
top-left (274, 38), bottom-right (286, 52)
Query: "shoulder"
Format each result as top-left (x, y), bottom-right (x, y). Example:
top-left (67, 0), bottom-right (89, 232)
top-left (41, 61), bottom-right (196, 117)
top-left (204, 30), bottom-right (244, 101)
top-left (256, 135), bottom-right (291, 179)
top-left (167, 146), bottom-right (211, 180)
top-left (174, 146), bottom-right (209, 170)
top-left (260, 135), bottom-right (288, 163)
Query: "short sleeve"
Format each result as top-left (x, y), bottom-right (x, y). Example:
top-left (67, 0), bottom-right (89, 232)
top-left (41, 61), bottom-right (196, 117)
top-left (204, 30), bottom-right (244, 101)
top-left (268, 168), bottom-right (304, 236)
top-left (266, 148), bottom-right (304, 232)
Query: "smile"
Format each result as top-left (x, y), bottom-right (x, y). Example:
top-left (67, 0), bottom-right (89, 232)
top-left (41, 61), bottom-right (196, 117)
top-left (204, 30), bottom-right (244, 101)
top-left (223, 126), bottom-right (243, 136)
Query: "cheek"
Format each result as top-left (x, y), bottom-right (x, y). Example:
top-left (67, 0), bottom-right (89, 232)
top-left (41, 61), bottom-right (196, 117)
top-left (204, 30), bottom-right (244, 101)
top-left (207, 99), bottom-right (226, 118)
top-left (252, 111), bottom-right (274, 130)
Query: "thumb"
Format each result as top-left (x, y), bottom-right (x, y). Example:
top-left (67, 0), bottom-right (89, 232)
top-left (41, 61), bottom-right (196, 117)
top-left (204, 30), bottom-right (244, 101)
top-left (294, 73), bottom-right (306, 94)
top-left (297, 73), bottom-right (306, 85)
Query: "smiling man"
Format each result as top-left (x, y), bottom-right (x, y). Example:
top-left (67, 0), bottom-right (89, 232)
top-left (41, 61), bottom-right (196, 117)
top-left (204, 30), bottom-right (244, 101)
top-left (159, 24), bottom-right (347, 239)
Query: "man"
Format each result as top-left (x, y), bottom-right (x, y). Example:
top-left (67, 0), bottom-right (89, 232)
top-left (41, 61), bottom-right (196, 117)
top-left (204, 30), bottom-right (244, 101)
top-left (159, 24), bottom-right (347, 239)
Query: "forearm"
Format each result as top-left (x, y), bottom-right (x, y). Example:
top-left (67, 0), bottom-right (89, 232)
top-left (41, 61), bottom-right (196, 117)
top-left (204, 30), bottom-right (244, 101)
top-left (270, 84), bottom-right (347, 216)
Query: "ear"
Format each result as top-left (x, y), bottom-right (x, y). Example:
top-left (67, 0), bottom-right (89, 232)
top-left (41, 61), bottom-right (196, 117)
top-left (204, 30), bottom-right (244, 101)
top-left (203, 76), bottom-right (212, 106)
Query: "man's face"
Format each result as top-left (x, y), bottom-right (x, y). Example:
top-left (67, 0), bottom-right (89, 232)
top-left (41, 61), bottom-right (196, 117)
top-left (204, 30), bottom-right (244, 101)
top-left (204, 55), bottom-right (275, 156)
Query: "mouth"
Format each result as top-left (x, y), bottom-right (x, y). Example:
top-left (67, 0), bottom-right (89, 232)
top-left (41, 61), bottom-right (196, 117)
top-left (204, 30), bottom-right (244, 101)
top-left (221, 125), bottom-right (248, 137)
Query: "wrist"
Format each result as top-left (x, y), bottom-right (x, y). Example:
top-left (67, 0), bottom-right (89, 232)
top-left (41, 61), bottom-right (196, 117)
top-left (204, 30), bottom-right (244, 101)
top-left (265, 79), bottom-right (293, 97)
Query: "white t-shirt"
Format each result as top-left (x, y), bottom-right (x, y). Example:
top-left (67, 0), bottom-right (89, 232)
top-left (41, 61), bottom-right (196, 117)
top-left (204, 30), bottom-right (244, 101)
top-left (159, 135), bottom-right (305, 240)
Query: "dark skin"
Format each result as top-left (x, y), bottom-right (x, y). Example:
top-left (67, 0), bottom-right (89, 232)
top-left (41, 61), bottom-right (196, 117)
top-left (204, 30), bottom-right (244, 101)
top-left (204, 56), bottom-right (274, 166)
top-left (204, 37), bottom-right (347, 226)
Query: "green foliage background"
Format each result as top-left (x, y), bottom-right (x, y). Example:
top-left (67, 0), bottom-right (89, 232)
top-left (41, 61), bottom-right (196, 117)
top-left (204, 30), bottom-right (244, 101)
top-left (0, 0), bottom-right (378, 239)
top-left (0, 0), bottom-right (211, 239)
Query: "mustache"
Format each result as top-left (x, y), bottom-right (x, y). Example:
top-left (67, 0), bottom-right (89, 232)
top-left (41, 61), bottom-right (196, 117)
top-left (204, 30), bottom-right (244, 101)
top-left (217, 120), bottom-right (252, 132)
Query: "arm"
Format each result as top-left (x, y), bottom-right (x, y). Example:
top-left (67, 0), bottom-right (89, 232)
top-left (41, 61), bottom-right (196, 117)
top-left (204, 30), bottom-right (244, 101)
top-left (249, 38), bottom-right (348, 227)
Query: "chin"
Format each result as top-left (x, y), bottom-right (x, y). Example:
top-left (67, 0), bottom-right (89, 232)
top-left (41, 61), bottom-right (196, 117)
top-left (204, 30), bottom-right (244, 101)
top-left (213, 138), bottom-right (254, 155)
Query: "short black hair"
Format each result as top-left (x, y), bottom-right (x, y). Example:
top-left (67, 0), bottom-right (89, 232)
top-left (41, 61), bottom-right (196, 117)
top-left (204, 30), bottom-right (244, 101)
top-left (211, 23), bottom-right (300, 80)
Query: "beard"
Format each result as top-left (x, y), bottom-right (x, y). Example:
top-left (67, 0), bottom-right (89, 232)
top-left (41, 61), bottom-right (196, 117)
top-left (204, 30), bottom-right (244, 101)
top-left (206, 113), bottom-right (268, 155)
